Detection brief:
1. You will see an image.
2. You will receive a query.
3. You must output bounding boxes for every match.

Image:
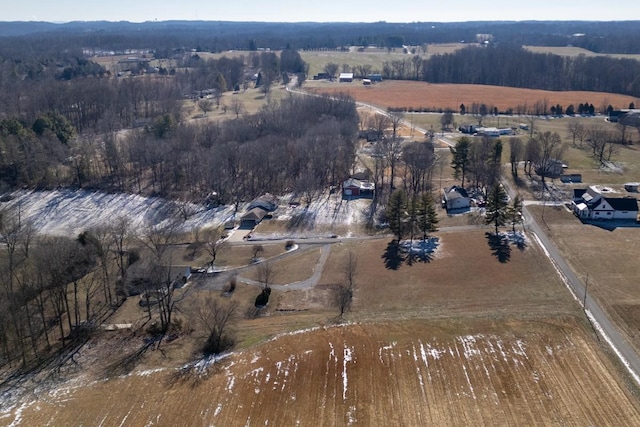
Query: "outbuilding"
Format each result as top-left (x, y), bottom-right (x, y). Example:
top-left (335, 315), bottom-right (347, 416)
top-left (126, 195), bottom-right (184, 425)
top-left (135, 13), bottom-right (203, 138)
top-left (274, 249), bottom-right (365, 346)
top-left (624, 182), bottom-right (640, 192)
top-left (339, 73), bottom-right (354, 83)
top-left (240, 207), bottom-right (269, 228)
top-left (342, 178), bottom-right (375, 198)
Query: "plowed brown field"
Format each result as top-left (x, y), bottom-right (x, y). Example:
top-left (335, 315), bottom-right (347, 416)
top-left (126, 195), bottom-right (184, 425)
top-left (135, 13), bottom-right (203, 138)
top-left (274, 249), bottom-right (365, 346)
top-left (9, 319), bottom-right (640, 426)
top-left (307, 80), bottom-right (639, 112)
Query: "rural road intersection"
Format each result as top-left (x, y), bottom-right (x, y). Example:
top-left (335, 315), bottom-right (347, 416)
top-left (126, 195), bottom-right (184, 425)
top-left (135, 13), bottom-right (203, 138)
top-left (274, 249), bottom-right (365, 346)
top-left (285, 85), bottom-right (640, 384)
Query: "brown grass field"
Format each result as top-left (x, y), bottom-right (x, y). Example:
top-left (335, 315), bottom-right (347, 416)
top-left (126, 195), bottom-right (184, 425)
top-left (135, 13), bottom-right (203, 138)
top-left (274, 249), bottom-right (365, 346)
top-left (7, 229), bottom-right (640, 425)
top-left (526, 205), bottom-right (640, 356)
top-left (524, 45), bottom-right (640, 61)
top-left (306, 79), bottom-right (640, 112)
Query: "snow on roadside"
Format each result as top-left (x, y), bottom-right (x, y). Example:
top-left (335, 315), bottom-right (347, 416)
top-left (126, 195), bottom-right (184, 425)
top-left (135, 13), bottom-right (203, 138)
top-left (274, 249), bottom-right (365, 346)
top-left (1, 190), bottom-right (235, 236)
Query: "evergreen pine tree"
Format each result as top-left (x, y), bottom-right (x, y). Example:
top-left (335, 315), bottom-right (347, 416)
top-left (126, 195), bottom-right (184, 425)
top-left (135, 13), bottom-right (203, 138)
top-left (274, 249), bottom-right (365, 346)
top-left (450, 137), bottom-right (471, 188)
top-left (387, 189), bottom-right (408, 241)
top-left (485, 184), bottom-right (509, 234)
top-left (507, 194), bottom-right (523, 232)
top-left (417, 192), bottom-right (439, 239)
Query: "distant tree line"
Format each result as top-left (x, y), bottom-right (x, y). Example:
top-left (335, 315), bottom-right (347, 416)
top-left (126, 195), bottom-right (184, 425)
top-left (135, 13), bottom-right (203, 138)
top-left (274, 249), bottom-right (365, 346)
top-left (2, 21), bottom-right (640, 54)
top-left (421, 45), bottom-right (640, 97)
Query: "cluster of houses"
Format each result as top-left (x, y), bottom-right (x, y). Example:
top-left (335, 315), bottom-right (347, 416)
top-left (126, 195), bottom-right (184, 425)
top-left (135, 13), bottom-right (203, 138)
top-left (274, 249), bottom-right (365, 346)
top-left (240, 193), bottom-right (279, 228)
top-left (238, 179), bottom-right (376, 230)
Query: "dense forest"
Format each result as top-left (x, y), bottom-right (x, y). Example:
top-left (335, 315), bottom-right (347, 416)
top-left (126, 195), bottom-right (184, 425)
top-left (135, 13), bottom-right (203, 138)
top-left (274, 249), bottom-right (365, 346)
top-left (421, 45), bottom-right (640, 97)
top-left (1, 20), bottom-right (639, 53)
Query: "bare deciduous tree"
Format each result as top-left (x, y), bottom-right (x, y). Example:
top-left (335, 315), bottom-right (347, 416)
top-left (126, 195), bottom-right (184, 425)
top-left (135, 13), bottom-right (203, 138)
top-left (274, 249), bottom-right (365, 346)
top-left (567, 119), bottom-right (586, 147)
top-left (196, 296), bottom-right (238, 355)
top-left (230, 98), bottom-right (244, 119)
top-left (198, 99), bottom-right (214, 116)
top-left (587, 125), bottom-right (617, 168)
top-left (509, 137), bottom-right (523, 177)
top-left (203, 228), bottom-right (224, 269)
top-left (257, 260), bottom-right (275, 290)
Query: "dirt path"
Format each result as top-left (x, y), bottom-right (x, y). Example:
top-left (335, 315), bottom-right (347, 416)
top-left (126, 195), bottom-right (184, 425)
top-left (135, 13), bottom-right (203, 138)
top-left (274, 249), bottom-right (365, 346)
top-left (237, 244), bottom-right (331, 290)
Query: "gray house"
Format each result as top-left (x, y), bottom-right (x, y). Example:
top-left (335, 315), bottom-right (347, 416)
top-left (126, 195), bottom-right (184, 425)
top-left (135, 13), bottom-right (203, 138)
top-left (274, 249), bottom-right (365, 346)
top-left (442, 186), bottom-right (470, 211)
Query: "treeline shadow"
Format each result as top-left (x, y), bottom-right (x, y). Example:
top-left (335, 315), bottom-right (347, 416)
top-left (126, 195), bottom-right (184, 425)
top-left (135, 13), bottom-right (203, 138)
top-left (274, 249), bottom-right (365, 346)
top-left (101, 340), bottom-right (155, 378)
top-left (486, 232), bottom-right (511, 263)
top-left (286, 208), bottom-right (316, 230)
top-left (485, 231), bottom-right (529, 263)
top-left (382, 238), bottom-right (437, 270)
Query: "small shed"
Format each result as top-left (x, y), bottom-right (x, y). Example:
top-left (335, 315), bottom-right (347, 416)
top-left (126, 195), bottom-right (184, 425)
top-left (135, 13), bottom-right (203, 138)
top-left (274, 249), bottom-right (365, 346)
top-left (339, 73), bottom-right (354, 83)
top-left (342, 178), bottom-right (375, 198)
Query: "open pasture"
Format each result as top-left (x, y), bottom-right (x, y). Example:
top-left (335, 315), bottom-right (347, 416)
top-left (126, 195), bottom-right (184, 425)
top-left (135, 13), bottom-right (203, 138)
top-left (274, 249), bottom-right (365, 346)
top-left (525, 45), bottom-right (640, 61)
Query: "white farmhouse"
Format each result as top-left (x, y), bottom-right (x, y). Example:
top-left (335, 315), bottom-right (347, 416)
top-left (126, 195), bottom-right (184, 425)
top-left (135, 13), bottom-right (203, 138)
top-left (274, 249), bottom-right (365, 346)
top-left (572, 186), bottom-right (638, 220)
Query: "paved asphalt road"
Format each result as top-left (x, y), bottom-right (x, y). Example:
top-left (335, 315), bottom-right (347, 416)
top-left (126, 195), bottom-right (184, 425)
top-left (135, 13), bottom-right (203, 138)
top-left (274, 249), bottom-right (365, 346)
top-left (275, 87), bottom-right (640, 384)
top-left (502, 179), bottom-right (640, 384)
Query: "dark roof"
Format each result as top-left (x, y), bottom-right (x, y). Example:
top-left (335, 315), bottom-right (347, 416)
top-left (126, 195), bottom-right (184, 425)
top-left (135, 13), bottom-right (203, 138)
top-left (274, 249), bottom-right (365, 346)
top-left (248, 193), bottom-right (278, 211)
top-left (241, 207), bottom-right (268, 221)
top-left (604, 197), bottom-right (639, 212)
top-left (445, 186), bottom-right (469, 198)
top-left (574, 188), bottom-right (587, 199)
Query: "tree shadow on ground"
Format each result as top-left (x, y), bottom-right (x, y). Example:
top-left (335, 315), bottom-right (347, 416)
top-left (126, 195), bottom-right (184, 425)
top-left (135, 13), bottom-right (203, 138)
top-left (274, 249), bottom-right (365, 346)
top-left (286, 208), bottom-right (316, 230)
top-left (506, 231), bottom-right (528, 251)
top-left (403, 238), bottom-right (438, 265)
top-left (382, 240), bottom-right (403, 270)
top-left (486, 232), bottom-right (511, 263)
top-left (166, 355), bottom-right (221, 389)
top-left (382, 238), bottom-right (438, 269)
top-left (101, 340), bottom-right (155, 378)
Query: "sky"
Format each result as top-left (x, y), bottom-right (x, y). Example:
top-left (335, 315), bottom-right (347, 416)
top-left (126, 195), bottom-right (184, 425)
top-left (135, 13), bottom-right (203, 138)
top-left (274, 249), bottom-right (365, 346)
top-left (3, 0), bottom-right (639, 23)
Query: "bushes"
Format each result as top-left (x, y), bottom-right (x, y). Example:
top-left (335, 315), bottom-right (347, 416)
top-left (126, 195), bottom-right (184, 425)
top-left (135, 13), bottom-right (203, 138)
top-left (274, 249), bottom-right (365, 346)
top-left (255, 287), bottom-right (271, 307)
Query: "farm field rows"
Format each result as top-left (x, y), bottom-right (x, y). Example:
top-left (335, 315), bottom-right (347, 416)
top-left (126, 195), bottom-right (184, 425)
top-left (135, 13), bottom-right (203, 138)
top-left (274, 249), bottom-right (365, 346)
top-left (306, 80), bottom-right (639, 113)
top-left (6, 224), bottom-right (639, 425)
top-left (8, 319), bottom-right (640, 426)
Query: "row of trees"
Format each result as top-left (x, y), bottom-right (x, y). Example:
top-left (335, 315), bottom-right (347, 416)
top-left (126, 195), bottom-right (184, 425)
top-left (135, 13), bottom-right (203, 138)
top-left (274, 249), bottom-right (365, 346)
top-left (4, 21), bottom-right (639, 57)
top-left (0, 198), bottom-right (233, 368)
top-left (0, 206), bottom-right (135, 367)
top-left (422, 45), bottom-right (640, 98)
top-left (450, 136), bottom-right (503, 196)
top-left (386, 190), bottom-right (439, 242)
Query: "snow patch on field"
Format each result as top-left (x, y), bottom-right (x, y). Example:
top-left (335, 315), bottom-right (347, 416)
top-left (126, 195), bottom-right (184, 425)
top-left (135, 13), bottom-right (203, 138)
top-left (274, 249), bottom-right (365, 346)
top-left (458, 335), bottom-right (483, 359)
top-left (2, 190), bottom-right (235, 236)
top-left (342, 346), bottom-right (354, 401)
